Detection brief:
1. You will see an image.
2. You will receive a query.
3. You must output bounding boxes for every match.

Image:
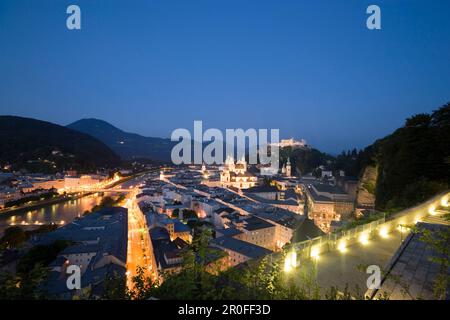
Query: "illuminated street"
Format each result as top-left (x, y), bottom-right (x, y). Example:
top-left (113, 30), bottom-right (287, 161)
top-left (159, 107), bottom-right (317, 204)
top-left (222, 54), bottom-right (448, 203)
top-left (57, 170), bottom-right (160, 291)
top-left (124, 186), bottom-right (157, 291)
top-left (58, 171), bottom-right (160, 291)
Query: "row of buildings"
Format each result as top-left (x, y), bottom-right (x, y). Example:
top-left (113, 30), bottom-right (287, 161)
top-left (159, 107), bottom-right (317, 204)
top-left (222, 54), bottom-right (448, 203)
top-left (32, 207), bottom-right (128, 299)
top-left (213, 158), bottom-right (368, 234)
top-left (137, 159), bottom-right (366, 282)
top-left (144, 166), bottom-right (324, 277)
top-left (0, 171), bottom-right (109, 209)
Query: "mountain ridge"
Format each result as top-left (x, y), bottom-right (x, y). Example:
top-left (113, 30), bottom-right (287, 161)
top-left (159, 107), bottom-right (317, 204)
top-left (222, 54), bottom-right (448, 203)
top-left (67, 118), bottom-right (175, 162)
top-left (0, 116), bottom-right (121, 173)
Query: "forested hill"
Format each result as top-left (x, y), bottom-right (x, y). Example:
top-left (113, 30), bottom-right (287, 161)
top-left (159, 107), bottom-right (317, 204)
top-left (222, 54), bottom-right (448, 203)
top-left (0, 116), bottom-right (121, 173)
top-left (371, 103), bottom-right (450, 211)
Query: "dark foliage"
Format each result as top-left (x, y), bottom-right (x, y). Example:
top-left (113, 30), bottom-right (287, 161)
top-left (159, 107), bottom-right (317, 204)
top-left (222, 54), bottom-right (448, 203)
top-left (280, 147), bottom-right (334, 176)
top-left (16, 240), bottom-right (71, 274)
top-left (373, 103), bottom-right (450, 210)
top-left (0, 224), bottom-right (58, 248)
top-left (83, 195), bottom-right (124, 215)
top-left (0, 226), bottom-right (27, 248)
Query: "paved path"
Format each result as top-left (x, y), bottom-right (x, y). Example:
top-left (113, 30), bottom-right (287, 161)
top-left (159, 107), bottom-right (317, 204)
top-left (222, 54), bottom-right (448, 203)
top-left (315, 231), bottom-right (403, 295)
top-left (288, 201), bottom-right (449, 298)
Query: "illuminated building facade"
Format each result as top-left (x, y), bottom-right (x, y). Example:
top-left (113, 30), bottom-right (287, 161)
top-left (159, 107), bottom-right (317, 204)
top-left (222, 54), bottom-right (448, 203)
top-left (304, 184), bottom-right (355, 233)
top-left (220, 156), bottom-right (258, 189)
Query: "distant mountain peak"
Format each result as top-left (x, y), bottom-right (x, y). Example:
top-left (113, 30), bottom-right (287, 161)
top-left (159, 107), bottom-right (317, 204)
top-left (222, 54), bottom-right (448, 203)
top-left (67, 118), bottom-right (174, 162)
top-left (69, 118), bottom-right (123, 131)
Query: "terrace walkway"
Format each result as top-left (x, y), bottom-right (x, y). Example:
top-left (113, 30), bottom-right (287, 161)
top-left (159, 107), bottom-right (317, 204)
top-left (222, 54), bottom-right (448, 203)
top-left (301, 228), bottom-right (406, 296)
top-left (283, 191), bottom-right (450, 298)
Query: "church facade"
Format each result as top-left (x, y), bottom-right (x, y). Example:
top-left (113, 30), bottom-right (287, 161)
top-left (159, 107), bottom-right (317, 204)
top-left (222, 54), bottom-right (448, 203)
top-left (220, 156), bottom-right (258, 189)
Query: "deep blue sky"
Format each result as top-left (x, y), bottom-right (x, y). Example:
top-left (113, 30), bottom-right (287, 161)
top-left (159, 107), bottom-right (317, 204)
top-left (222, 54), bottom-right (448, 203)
top-left (1, 0), bottom-right (449, 154)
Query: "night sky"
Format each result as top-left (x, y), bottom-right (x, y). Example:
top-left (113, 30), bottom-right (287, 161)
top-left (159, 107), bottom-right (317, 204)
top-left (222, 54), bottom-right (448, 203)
top-left (1, 0), bottom-right (449, 154)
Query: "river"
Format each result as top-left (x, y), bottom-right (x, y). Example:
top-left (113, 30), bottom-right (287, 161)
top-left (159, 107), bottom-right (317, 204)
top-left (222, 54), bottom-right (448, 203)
top-left (0, 173), bottom-right (153, 236)
top-left (0, 194), bottom-right (108, 236)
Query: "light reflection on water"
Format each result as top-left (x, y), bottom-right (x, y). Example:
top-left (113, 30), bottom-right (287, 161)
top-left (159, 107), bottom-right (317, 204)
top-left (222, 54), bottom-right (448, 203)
top-left (0, 194), bottom-right (104, 235)
top-left (0, 175), bottom-right (147, 237)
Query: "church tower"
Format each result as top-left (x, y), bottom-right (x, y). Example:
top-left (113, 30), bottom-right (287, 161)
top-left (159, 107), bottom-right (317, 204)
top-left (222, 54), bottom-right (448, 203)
top-left (237, 155), bottom-right (247, 173)
top-left (286, 158), bottom-right (292, 177)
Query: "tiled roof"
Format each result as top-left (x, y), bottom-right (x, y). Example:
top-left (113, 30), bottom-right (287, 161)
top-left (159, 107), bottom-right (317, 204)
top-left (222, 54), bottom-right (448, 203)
top-left (211, 236), bottom-right (272, 259)
top-left (244, 185), bottom-right (279, 193)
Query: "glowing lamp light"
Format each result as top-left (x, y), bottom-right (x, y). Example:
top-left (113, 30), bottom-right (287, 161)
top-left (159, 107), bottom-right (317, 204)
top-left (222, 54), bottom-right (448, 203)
top-left (338, 240), bottom-right (347, 253)
top-left (379, 227), bottom-right (389, 238)
top-left (441, 196), bottom-right (449, 207)
top-left (359, 233), bottom-right (369, 246)
top-left (289, 250), bottom-right (297, 268)
top-left (311, 248), bottom-right (320, 260)
top-left (428, 206), bottom-right (437, 216)
top-left (284, 256), bottom-right (292, 273)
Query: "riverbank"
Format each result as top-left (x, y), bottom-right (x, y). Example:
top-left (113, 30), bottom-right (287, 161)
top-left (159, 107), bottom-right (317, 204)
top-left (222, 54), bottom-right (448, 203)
top-left (0, 168), bottom-right (159, 219)
top-left (0, 193), bottom-right (88, 218)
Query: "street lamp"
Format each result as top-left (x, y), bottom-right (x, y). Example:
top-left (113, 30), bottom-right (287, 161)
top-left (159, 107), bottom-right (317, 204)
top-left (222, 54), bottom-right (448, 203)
top-left (428, 206), bottom-right (437, 216)
top-left (359, 233), bottom-right (369, 246)
top-left (310, 247), bottom-right (320, 260)
top-left (441, 195), bottom-right (449, 207)
top-left (338, 240), bottom-right (347, 253)
top-left (379, 226), bottom-right (389, 238)
top-left (284, 256), bottom-right (292, 273)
